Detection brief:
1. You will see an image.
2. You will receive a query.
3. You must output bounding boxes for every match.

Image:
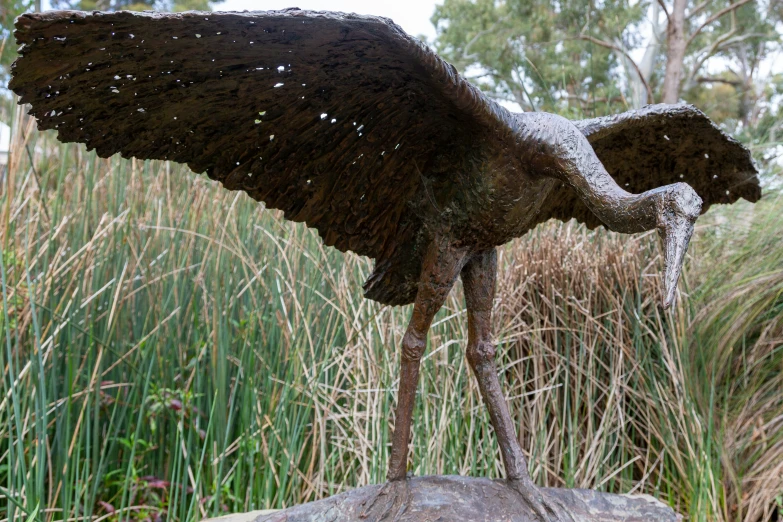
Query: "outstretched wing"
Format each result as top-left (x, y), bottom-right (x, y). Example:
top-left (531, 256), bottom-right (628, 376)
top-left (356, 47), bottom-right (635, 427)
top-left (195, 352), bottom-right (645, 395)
top-left (10, 9), bottom-right (510, 263)
top-left (542, 104), bottom-right (761, 229)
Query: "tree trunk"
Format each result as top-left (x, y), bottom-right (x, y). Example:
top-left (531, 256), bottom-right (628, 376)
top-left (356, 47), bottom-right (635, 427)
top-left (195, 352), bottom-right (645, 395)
top-left (662, 0), bottom-right (688, 103)
top-left (205, 476), bottom-right (681, 522)
top-left (615, 1), bottom-right (665, 109)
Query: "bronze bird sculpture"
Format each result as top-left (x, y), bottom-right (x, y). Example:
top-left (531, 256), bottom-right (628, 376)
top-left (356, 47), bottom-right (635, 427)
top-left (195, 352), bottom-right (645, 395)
top-left (10, 9), bottom-right (760, 521)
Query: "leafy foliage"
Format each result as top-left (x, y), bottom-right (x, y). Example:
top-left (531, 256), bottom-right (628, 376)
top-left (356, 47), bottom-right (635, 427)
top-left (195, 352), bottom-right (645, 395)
top-left (432, 0), bottom-right (782, 124)
top-left (432, 0), bottom-right (646, 115)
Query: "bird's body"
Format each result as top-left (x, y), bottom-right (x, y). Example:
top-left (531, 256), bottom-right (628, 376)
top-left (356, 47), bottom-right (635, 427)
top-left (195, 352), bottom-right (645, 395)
top-left (369, 113), bottom-right (556, 248)
top-left (363, 105), bottom-right (752, 305)
top-left (10, 9), bottom-right (761, 520)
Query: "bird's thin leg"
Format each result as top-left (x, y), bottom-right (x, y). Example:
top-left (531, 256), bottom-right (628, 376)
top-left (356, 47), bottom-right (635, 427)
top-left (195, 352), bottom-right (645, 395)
top-left (461, 249), bottom-right (572, 522)
top-left (361, 236), bottom-right (468, 521)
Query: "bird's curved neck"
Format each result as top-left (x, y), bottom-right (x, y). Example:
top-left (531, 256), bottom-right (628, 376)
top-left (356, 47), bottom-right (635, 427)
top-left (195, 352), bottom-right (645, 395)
top-left (571, 174), bottom-right (664, 234)
top-left (606, 188), bottom-right (664, 234)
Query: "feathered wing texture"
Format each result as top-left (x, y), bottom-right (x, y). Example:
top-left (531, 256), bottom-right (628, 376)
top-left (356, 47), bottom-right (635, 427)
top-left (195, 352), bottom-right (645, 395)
top-left (10, 14), bottom-right (761, 306)
top-left (9, 9), bottom-right (511, 306)
top-left (542, 104), bottom-right (761, 229)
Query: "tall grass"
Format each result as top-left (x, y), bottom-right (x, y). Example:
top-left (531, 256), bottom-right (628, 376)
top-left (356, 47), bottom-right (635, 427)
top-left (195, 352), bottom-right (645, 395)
top-left (1, 104), bottom-right (781, 522)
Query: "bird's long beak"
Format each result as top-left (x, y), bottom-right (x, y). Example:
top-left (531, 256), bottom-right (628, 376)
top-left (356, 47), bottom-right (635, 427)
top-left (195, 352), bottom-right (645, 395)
top-left (658, 215), bottom-right (695, 309)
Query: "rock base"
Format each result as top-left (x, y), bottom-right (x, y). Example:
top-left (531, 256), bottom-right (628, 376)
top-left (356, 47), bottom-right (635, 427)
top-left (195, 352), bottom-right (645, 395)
top-left (204, 475), bottom-right (680, 522)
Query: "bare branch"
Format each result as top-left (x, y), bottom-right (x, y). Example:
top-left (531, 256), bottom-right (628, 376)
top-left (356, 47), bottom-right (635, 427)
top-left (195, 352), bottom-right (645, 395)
top-left (564, 93), bottom-right (628, 106)
top-left (462, 15), bottom-right (511, 61)
top-left (696, 76), bottom-right (741, 85)
top-left (657, 0), bottom-right (672, 25)
top-left (686, 0), bottom-right (753, 47)
top-left (714, 31), bottom-right (773, 46)
top-left (465, 68), bottom-right (536, 111)
top-left (510, 66), bottom-right (538, 111)
top-left (577, 35), bottom-right (654, 104)
top-left (684, 29), bottom-right (770, 89)
top-left (687, 0), bottom-right (712, 19)
top-left (685, 26), bottom-right (737, 88)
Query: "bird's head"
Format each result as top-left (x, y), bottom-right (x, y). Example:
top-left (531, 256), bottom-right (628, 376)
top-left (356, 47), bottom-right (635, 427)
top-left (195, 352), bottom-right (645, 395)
top-left (655, 182), bottom-right (703, 309)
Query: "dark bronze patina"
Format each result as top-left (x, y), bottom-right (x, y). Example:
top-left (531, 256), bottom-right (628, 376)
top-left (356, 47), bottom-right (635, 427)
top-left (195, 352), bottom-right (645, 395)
top-left (10, 9), bottom-right (760, 521)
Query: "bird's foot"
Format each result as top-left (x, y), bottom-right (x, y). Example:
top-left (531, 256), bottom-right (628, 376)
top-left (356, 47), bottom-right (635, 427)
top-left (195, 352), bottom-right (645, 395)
top-left (359, 478), bottom-right (411, 522)
top-left (508, 477), bottom-right (575, 522)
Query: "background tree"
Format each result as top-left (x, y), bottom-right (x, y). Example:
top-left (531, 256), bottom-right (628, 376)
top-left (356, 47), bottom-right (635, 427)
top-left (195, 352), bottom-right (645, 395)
top-left (431, 0), bottom-right (648, 116)
top-left (653, 0), bottom-right (781, 111)
top-left (432, 0), bottom-right (781, 118)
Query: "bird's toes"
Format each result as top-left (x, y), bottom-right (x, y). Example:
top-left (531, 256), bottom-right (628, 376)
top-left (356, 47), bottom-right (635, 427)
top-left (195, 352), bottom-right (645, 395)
top-left (507, 477), bottom-right (574, 522)
top-left (359, 479), bottom-right (411, 522)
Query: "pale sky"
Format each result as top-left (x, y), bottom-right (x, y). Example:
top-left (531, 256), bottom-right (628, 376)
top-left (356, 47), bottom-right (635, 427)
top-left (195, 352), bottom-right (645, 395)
top-left (216, 1), bottom-right (441, 41)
